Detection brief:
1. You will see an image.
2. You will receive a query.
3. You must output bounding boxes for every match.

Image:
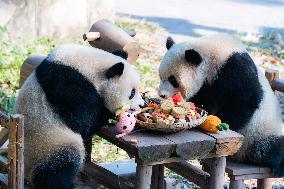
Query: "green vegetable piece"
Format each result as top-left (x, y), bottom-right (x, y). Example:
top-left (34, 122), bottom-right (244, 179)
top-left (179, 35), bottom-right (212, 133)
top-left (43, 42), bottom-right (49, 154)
top-left (108, 118), bottom-right (117, 124)
top-left (217, 124), bottom-right (224, 131)
top-left (217, 123), bottom-right (230, 131)
top-left (222, 123), bottom-right (230, 130)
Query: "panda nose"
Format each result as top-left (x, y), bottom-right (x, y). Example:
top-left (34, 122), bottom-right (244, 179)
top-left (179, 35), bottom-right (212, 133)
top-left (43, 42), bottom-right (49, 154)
top-left (139, 104), bottom-right (146, 108)
top-left (158, 91), bottom-right (167, 99)
top-left (160, 94), bottom-right (166, 99)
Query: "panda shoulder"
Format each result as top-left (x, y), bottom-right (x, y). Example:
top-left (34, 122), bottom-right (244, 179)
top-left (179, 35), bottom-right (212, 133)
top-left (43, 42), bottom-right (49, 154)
top-left (46, 44), bottom-right (80, 62)
top-left (46, 44), bottom-right (111, 63)
top-left (204, 34), bottom-right (246, 51)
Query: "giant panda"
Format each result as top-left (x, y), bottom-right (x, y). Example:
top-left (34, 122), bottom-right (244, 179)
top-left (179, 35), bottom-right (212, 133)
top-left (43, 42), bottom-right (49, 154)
top-left (13, 44), bottom-right (144, 189)
top-left (158, 34), bottom-right (284, 176)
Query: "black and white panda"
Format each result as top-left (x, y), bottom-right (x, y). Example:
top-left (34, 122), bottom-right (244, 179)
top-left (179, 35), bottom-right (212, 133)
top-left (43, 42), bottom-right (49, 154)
top-left (158, 34), bottom-right (284, 176)
top-left (13, 44), bottom-right (144, 189)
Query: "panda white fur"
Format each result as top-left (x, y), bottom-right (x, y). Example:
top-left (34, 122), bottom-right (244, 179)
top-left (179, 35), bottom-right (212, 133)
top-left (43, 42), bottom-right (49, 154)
top-left (159, 34), bottom-right (284, 176)
top-left (13, 44), bottom-right (144, 189)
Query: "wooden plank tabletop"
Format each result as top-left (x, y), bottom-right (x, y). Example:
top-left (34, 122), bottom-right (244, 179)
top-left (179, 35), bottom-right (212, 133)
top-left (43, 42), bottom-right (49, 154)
top-left (97, 126), bottom-right (244, 164)
top-left (204, 130), bottom-right (244, 157)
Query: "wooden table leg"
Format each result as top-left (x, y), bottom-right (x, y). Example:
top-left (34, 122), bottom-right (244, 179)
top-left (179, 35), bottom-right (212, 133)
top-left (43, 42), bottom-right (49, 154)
top-left (229, 180), bottom-right (244, 189)
top-left (136, 163), bottom-right (153, 189)
top-left (151, 164), bottom-right (164, 189)
top-left (202, 157), bottom-right (226, 189)
top-left (257, 178), bottom-right (273, 189)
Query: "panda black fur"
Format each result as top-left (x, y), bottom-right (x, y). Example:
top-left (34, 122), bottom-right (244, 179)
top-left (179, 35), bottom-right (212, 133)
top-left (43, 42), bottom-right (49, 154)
top-left (14, 44), bottom-right (144, 189)
top-left (159, 34), bottom-right (284, 176)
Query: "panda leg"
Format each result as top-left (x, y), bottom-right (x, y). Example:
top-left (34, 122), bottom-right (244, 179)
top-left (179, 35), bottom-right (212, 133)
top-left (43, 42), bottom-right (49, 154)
top-left (246, 135), bottom-right (284, 176)
top-left (31, 146), bottom-right (81, 189)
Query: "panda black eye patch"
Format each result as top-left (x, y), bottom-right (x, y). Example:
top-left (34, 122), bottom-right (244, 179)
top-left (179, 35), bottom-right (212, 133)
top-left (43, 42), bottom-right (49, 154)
top-left (168, 75), bottom-right (179, 88)
top-left (129, 88), bottom-right (136, 100)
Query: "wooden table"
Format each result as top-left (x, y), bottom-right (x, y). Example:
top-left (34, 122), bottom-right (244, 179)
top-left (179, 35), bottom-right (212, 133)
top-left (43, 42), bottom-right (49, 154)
top-left (83, 126), bottom-right (243, 189)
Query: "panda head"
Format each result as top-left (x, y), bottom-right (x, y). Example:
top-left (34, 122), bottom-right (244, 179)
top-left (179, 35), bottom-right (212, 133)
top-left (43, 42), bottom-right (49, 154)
top-left (158, 34), bottom-right (245, 99)
top-left (101, 54), bottom-right (145, 113)
top-left (46, 44), bottom-right (145, 113)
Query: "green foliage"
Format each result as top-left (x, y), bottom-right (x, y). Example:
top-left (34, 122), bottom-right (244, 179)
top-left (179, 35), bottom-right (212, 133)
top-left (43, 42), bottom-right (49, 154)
top-left (115, 19), bottom-right (159, 32)
top-left (135, 60), bottom-right (153, 74)
top-left (165, 166), bottom-right (199, 188)
top-left (0, 26), bottom-right (6, 33)
top-left (108, 118), bottom-right (117, 124)
top-left (0, 88), bottom-right (16, 114)
top-left (115, 20), bottom-right (138, 30)
top-left (0, 29), bottom-right (56, 113)
top-left (279, 50), bottom-right (284, 59)
top-left (91, 135), bottom-right (129, 162)
top-left (239, 32), bottom-right (284, 59)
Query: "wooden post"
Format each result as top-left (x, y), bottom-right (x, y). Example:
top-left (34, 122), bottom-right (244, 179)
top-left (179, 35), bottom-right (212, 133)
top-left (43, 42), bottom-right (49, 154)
top-left (136, 163), bottom-right (152, 189)
top-left (19, 55), bottom-right (45, 88)
top-left (16, 115), bottom-right (24, 189)
top-left (8, 116), bottom-right (17, 189)
top-left (8, 114), bottom-right (24, 189)
top-left (264, 69), bottom-right (284, 92)
top-left (151, 164), bottom-right (164, 189)
top-left (84, 19), bottom-right (140, 63)
top-left (265, 69), bottom-right (279, 85)
top-left (202, 157), bottom-right (226, 189)
top-left (257, 179), bottom-right (272, 189)
top-left (229, 180), bottom-right (244, 189)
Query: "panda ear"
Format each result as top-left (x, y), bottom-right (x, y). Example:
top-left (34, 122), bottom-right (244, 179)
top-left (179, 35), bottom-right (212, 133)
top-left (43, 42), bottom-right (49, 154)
top-left (185, 49), bottom-right (202, 65)
top-left (105, 62), bottom-right (124, 79)
top-left (112, 49), bottom-right (128, 60)
top-left (166, 36), bottom-right (175, 50)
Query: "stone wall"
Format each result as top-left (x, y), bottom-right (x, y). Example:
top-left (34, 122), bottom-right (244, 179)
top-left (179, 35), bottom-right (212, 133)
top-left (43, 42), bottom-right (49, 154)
top-left (0, 0), bottom-right (115, 38)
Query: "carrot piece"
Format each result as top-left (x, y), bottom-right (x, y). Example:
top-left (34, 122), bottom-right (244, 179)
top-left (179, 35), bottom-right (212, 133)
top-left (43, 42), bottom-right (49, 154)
top-left (200, 115), bottom-right (221, 133)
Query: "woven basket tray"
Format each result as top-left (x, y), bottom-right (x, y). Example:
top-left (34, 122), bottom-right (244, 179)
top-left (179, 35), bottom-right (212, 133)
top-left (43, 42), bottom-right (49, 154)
top-left (136, 108), bottom-right (207, 133)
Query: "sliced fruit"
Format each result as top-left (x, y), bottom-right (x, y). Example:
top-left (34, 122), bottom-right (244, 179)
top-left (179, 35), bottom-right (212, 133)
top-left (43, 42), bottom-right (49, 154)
top-left (189, 102), bottom-right (196, 110)
top-left (161, 100), bottom-right (174, 114)
top-left (188, 109), bottom-right (196, 116)
top-left (177, 102), bottom-right (189, 109)
top-left (166, 115), bottom-right (175, 125)
top-left (172, 92), bottom-right (184, 105)
top-left (171, 107), bottom-right (187, 118)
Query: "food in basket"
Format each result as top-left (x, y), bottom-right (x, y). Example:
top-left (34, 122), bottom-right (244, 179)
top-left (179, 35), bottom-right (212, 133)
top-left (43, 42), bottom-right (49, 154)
top-left (171, 107), bottom-right (187, 118)
top-left (172, 92), bottom-right (184, 105)
top-left (161, 100), bottom-right (174, 114)
top-left (138, 92), bottom-right (203, 125)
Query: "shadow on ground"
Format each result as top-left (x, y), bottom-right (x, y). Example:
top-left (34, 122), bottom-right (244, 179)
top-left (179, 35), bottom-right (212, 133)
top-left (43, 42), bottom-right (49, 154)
top-left (231, 0), bottom-right (284, 6)
top-left (119, 13), bottom-right (284, 38)
top-left (118, 13), bottom-right (235, 37)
